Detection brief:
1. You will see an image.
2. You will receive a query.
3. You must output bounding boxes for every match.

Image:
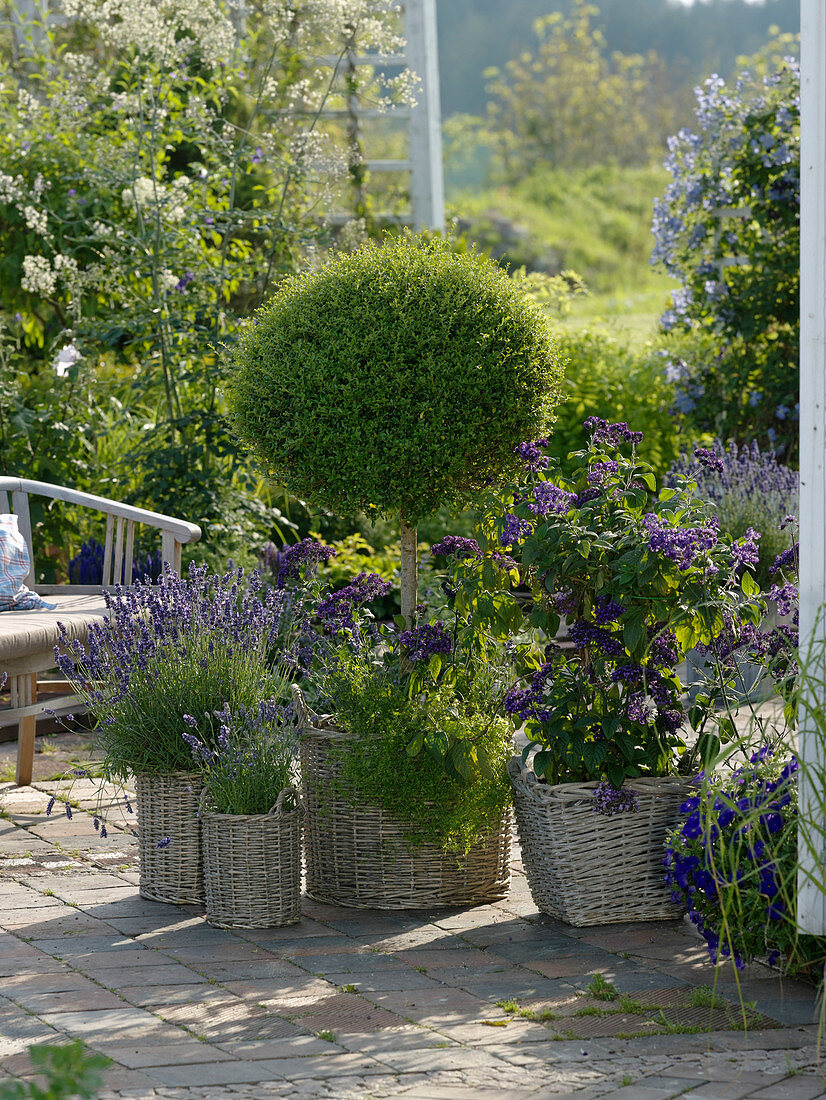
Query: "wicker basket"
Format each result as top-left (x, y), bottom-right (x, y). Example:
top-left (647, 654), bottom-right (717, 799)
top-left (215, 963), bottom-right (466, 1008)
top-left (508, 756), bottom-right (691, 926)
top-left (293, 688), bottom-right (511, 910)
top-left (200, 788), bottom-right (303, 929)
top-left (135, 771), bottom-right (204, 905)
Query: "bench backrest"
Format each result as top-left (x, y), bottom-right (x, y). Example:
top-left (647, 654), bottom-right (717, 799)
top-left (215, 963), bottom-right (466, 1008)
top-left (0, 476), bottom-right (202, 595)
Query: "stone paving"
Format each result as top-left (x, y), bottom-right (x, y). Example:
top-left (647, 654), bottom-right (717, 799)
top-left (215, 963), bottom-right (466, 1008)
top-left (0, 776), bottom-right (824, 1100)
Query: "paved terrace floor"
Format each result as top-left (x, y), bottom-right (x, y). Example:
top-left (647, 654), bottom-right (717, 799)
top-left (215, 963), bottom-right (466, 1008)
top-left (0, 765), bottom-right (824, 1100)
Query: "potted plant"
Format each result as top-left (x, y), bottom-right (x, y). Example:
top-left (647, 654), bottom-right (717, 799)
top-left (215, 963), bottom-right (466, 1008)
top-left (55, 564), bottom-right (295, 905)
top-left (447, 419), bottom-right (766, 925)
top-left (292, 562), bottom-right (516, 909)
top-left (182, 693), bottom-right (302, 929)
top-left (227, 232), bottom-right (562, 908)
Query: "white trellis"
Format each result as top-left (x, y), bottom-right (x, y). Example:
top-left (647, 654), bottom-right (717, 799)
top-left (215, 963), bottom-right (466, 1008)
top-left (9, 0), bottom-right (445, 232)
top-left (798, 0), bottom-right (826, 935)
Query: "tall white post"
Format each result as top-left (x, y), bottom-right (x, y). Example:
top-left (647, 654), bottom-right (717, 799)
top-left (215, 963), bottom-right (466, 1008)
top-left (404, 0), bottom-right (445, 232)
top-left (798, 0), bottom-right (826, 935)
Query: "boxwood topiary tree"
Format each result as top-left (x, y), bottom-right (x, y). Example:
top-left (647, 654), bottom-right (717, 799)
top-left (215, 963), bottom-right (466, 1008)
top-left (227, 232), bottom-right (562, 627)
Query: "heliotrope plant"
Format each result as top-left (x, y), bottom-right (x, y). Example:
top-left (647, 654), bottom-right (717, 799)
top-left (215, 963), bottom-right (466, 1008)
top-left (445, 420), bottom-right (766, 788)
top-left (664, 748), bottom-right (824, 977)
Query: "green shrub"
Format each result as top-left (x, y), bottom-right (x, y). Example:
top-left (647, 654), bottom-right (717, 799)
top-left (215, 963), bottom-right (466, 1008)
top-left (326, 656), bottom-right (512, 853)
top-left (548, 328), bottom-right (685, 475)
top-left (228, 232), bottom-right (562, 525)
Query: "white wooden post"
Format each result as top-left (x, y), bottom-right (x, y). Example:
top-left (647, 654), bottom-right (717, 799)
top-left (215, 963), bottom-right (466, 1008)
top-left (798, 0), bottom-right (826, 935)
top-left (404, 0), bottom-right (445, 232)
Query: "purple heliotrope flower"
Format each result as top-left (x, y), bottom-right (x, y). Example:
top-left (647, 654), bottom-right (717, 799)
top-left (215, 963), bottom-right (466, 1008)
top-left (693, 446), bottom-right (724, 472)
top-left (584, 417), bottom-right (644, 447)
top-left (644, 512), bottom-right (719, 570)
top-left (528, 482), bottom-right (577, 517)
top-left (316, 572), bottom-right (392, 634)
top-left (500, 514), bottom-right (533, 548)
top-left (276, 537), bottom-right (337, 585)
top-left (731, 527), bottom-right (760, 567)
top-left (399, 621), bottom-right (453, 663)
top-left (514, 438), bottom-right (550, 472)
top-left (592, 781), bottom-right (640, 815)
top-left (587, 460), bottom-right (619, 486)
top-left (430, 535), bottom-right (481, 559)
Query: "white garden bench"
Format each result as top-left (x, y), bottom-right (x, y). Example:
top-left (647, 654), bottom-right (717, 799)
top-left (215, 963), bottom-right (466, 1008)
top-left (0, 477), bottom-right (201, 786)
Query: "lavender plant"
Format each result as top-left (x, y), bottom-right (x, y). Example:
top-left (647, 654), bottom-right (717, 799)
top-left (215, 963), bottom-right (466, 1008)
top-left (451, 420), bottom-right (766, 788)
top-left (183, 699), bottom-right (298, 816)
top-left (669, 442), bottom-right (798, 587)
top-left (55, 564), bottom-right (295, 777)
top-left (663, 749), bottom-right (824, 979)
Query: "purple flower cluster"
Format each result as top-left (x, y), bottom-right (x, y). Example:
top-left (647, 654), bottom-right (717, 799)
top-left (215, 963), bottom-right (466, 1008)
top-left (583, 417), bottom-right (643, 447)
top-left (430, 535), bottom-right (481, 559)
top-left (567, 621), bottom-right (625, 658)
top-left (587, 460), bottom-right (619, 487)
top-left (767, 582), bottom-right (798, 617)
top-left (644, 512), bottom-right (719, 570)
top-left (316, 572), bottom-right (392, 634)
top-left (664, 755), bottom-right (798, 968)
top-left (693, 447), bottom-right (724, 473)
top-left (528, 482), bottom-right (577, 517)
top-left (503, 663), bottom-right (555, 723)
top-left (399, 621), bottom-right (453, 663)
top-left (514, 438), bottom-right (550, 472)
top-left (770, 543), bottom-right (798, 575)
top-left (592, 781), bottom-right (640, 815)
top-left (593, 595), bottom-right (624, 625)
top-left (731, 527), bottom-right (760, 568)
top-left (626, 693), bottom-right (653, 724)
top-left (500, 514), bottom-right (533, 548)
top-left (274, 538), bottom-right (336, 585)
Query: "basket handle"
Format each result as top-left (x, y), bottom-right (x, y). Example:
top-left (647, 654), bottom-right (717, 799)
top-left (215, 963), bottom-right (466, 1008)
top-left (269, 785), bottom-right (304, 818)
top-left (291, 683), bottom-right (314, 729)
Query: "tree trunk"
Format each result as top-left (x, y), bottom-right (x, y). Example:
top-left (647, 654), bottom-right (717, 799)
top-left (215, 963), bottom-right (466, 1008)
top-left (399, 516), bottom-right (418, 630)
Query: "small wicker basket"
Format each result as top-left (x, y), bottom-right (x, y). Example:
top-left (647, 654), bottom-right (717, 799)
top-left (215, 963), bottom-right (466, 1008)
top-left (293, 686), bottom-right (511, 910)
top-left (508, 756), bottom-right (692, 926)
top-left (135, 771), bottom-right (204, 905)
top-left (200, 787), bottom-right (303, 929)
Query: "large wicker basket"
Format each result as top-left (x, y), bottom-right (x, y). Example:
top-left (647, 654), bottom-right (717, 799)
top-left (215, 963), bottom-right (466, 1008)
top-left (508, 756), bottom-right (691, 926)
top-left (135, 771), bottom-right (204, 905)
top-left (294, 689), bottom-right (511, 910)
top-left (200, 788), bottom-right (303, 929)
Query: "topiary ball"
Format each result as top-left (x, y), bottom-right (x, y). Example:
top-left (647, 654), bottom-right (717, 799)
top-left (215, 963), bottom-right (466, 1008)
top-left (227, 232), bottom-right (562, 524)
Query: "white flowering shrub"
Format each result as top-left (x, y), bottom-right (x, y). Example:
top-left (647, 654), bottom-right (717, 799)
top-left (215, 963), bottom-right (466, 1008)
top-left (0, 0), bottom-right (412, 557)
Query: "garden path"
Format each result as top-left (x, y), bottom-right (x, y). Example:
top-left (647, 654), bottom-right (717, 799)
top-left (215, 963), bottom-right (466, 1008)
top-left (0, 775), bottom-right (823, 1100)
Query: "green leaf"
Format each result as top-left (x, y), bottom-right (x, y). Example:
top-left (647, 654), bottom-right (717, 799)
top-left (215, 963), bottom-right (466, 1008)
top-left (741, 570), bottom-right (760, 597)
top-left (623, 612), bottom-right (646, 655)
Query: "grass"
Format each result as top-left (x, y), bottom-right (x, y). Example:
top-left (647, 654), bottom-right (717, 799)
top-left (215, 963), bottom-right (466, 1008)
top-left (316, 1030), bottom-right (336, 1043)
top-left (584, 973), bottom-right (619, 1002)
top-left (495, 998), bottom-right (557, 1022)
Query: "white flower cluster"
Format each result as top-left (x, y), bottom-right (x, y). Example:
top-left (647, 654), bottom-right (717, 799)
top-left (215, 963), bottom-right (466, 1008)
top-left (21, 254), bottom-right (82, 298)
top-left (62, 0), bottom-right (235, 67)
top-left (21, 255), bottom-right (56, 296)
top-left (121, 175), bottom-right (190, 224)
top-left (0, 173), bottom-right (24, 204)
top-left (23, 205), bottom-right (49, 237)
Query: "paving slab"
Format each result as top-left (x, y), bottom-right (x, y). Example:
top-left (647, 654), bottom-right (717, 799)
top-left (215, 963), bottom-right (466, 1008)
top-left (1, 775), bottom-right (825, 1100)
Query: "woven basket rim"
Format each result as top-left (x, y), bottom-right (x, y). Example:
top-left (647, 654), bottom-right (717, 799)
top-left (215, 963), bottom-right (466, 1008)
top-left (508, 755), bottom-right (694, 804)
